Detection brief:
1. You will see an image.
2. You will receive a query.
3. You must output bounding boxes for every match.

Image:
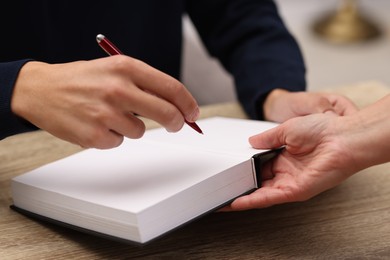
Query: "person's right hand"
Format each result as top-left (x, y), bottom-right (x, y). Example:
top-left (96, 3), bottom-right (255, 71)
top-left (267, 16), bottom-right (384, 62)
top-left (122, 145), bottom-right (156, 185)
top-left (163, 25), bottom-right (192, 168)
top-left (11, 56), bottom-right (200, 149)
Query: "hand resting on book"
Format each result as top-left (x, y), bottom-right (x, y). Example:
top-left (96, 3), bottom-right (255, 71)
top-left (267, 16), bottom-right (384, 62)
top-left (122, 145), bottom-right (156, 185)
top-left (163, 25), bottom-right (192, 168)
top-left (224, 94), bottom-right (390, 210)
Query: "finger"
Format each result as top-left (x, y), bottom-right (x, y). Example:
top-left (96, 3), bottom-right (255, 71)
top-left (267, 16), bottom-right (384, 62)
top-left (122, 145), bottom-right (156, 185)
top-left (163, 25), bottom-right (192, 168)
top-left (307, 95), bottom-right (336, 114)
top-left (282, 92), bottom-right (336, 116)
top-left (73, 110), bottom-right (146, 149)
top-left (76, 126), bottom-right (125, 149)
top-left (249, 126), bottom-right (285, 149)
top-left (116, 86), bottom-right (186, 132)
top-left (108, 113), bottom-right (146, 139)
top-left (260, 160), bottom-right (275, 181)
top-left (120, 57), bottom-right (200, 122)
top-left (325, 94), bottom-right (359, 115)
top-left (224, 188), bottom-right (291, 211)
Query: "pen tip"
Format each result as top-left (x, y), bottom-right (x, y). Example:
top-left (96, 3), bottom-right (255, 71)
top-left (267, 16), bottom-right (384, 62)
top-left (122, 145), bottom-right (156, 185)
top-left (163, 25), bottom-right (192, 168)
top-left (96, 34), bottom-right (105, 43)
top-left (184, 119), bottom-right (203, 134)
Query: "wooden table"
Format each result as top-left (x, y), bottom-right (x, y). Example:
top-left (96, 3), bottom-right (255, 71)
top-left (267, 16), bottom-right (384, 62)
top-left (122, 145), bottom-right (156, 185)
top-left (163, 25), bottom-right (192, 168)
top-left (1, 82), bottom-right (390, 259)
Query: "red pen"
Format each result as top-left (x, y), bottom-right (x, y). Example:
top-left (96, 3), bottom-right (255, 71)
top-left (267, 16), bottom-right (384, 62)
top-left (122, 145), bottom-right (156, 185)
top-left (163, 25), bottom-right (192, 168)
top-left (96, 34), bottom-right (203, 134)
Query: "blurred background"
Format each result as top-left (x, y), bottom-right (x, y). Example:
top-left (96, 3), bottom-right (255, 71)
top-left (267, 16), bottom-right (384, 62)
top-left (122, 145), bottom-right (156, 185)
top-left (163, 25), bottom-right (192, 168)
top-left (181, 0), bottom-right (390, 105)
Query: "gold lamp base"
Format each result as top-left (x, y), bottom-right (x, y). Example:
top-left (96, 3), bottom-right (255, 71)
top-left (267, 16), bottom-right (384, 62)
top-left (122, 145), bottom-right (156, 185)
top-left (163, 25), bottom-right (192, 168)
top-left (313, 0), bottom-right (381, 44)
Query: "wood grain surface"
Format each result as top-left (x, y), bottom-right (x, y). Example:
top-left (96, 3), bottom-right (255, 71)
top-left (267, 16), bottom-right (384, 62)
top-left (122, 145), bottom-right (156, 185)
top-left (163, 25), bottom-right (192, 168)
top-left (1, 82), bottom-right (389, 259)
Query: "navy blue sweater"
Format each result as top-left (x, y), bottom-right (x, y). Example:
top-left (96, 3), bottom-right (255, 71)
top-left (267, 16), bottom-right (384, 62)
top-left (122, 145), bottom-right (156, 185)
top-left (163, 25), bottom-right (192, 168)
top-left (0, 0), bottom-right (305, 139)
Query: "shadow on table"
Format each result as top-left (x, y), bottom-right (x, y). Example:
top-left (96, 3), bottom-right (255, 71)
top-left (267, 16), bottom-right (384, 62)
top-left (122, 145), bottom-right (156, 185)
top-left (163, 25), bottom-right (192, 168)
top-left (20, 183), bottom-right (364, 259)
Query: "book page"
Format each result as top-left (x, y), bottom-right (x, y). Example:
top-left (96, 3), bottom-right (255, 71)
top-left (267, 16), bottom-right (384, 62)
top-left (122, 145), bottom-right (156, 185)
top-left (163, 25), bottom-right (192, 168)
top-left (141, 117), bottom-right (277, 157)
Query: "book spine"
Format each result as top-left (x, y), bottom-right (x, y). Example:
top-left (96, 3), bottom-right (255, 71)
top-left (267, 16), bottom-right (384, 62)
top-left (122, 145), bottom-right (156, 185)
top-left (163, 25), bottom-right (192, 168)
top-left (251, 147), bottom-right (284, 188)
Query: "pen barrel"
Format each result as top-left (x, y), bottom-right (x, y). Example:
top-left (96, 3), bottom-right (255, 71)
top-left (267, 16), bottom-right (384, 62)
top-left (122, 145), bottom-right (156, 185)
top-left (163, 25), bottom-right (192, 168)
top-left (98, 36), bottom-right (123, 56)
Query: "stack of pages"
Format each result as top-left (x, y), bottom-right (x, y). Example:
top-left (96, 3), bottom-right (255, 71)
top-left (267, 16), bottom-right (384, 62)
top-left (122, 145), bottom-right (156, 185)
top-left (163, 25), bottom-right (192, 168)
top-left (11, 117), bottom-right (278, 244)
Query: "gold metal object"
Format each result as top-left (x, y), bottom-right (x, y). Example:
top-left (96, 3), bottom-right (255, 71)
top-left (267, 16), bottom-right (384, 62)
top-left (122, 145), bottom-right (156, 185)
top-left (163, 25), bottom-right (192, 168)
top-left (313, 0), bottom-right (381, 44)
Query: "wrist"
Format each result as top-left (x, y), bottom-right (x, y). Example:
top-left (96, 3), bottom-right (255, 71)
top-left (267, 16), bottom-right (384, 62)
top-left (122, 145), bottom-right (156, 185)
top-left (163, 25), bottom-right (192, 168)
top-left (263, 88), bottom-right (289, 121)
top-left (341, 108), bottom-right (390, 171)
top-left (336, 115), bottom-right (368, 173)
top-left (0, 59), bottom-right (39, 138)
top-left (11, 61), bottom-right (48, 121)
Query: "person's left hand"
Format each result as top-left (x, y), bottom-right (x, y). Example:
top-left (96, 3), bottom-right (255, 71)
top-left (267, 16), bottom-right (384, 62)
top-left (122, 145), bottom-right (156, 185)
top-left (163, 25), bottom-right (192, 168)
top-left (263, 89), bottom-right (358, 122)
top-left (222, 113), bottom-right (360, 211)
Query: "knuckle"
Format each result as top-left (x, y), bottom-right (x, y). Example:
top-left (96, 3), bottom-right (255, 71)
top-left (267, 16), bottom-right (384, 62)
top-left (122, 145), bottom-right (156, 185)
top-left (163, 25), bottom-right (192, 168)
top-left (306, 95), bottom-right (332, 113)
top-left (100, 82), bottom-right (126, 102)
top-left (89, 107), bottom-right (112, 124)
top-left (162, 107), bottom-right (179, 123)
top-left (109, 55), bottom-right (132, 71)
top-left (315, 96), bottom-right (330, 107)
top-left (319, 96), bottom-right (330, 106)
top-left (164, 81), bottom-right (196, 116)
top-left (165, 80), bottom-right (185, 97)
top-left (158, 106), bottom-right (183, 132)
top-left (109, 55), bottom-right (144, 73)
top-left (84, 128), bottom-right (125, 149)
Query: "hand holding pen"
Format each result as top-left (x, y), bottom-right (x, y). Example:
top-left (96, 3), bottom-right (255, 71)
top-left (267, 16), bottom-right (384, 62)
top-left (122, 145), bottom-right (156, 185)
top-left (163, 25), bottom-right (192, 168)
top-left (96, 34), bottom-right (203, 134)
top-left (11, 35), bottom-right (201, 150)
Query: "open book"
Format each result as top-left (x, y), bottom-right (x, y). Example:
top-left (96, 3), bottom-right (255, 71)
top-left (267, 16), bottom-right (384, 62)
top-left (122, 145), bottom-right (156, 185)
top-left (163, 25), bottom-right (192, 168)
top-left (11, 117), bottom-right (281, 244)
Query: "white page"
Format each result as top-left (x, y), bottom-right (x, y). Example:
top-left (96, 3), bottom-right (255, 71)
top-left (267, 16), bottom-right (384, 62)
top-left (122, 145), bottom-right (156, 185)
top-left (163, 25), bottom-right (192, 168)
top-left (142, 117), bottom-right (277, 157)
top-left (13, 117), bottom-right (277, 217)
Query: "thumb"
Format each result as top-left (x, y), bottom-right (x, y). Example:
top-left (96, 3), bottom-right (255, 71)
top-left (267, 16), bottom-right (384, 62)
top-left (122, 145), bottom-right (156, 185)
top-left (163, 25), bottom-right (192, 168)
top-left (249, 126), bottom-right (285, 149)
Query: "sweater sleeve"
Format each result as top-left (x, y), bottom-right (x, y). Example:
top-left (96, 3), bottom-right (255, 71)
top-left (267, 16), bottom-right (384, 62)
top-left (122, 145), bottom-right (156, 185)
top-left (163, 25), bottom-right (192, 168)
top-left (0, 60), bottom-right (38, 140)
top-left (186, 0), bottom-right (306, 119)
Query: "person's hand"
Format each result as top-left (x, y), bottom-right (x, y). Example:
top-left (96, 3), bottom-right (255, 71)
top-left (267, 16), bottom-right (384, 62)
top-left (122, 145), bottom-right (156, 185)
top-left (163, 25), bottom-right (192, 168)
top-left (11, 56), bottom-right (200, 149)
top-left (263, 89), bottom-right (358, 122)
top-left (223, 113), bottom-right (362, 211)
